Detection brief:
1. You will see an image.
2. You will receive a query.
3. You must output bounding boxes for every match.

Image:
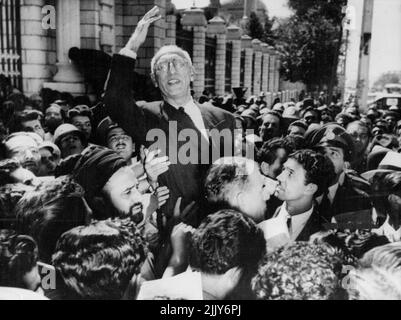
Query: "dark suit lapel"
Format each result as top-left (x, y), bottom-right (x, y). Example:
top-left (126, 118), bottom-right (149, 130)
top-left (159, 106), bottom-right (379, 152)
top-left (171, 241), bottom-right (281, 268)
top-left (296, 206), bottom-right (322, 241)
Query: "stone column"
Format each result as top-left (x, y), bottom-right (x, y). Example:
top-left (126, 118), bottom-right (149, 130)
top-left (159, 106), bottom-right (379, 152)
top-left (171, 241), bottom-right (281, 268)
top-left (241, 34), bottom-right (253, 98)
top-left (227, 25), bottom-right (241, 88)
top-left (182, 8), bottom-right (207, 98)
top-left (274, 56), bottom-right (281, 94)
top-left (44, 0), bottom-right (85, 95)
top-left (267, 47), bottom-right (276, 96)
top-left (207, 16), bottom-right (226, 96)
top-left (252, 39), bottom-right (262, 96)
top-left (20, 0), bottom-right (55, 96)
top-left (261, 43), bottom-right (269, 94)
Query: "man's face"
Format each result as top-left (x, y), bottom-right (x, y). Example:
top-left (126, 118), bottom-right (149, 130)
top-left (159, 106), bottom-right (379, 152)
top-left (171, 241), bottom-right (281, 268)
top-left (107, 127), bottom-right (134, 162)
top-left (59, 133), bottom-right (84, 158)
top-left (45, 106), bottom-right (63, 132)
top-left (385, 115), bottom-right (397, 130)
top-left (347, 123), bottom-right (369, 155)
top-left (71, 115), bottom-right (92, 140)
top-left (303, 110), bottom-right (319, 125)
top-left (38, 148), bottom-right (59, 176)
top-left (154, 53), bottom-right (192, 101)
top-left (22, 119), bottom-right (45, 140)
top-left (288, 125), bottom-right (305, 137)
top-left (235, 165), bottom-right (276, 223)
top-left (275, 158), bottom-right (310, 201)
top-left (322, 146), bottom-right (345, 176)
top-left (259, 114), bottom-right (280, 141)
top-left (103, 167), bottom-right (144, 223)
top-left (6, 136), bottom-right (41, 175)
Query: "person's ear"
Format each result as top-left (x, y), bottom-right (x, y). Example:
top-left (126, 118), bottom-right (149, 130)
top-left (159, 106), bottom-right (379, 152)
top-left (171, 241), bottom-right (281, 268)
top-left (260, 162), bottom-right (270, 176)
top-left (304, 183), bottom-right (318, 196)
top-left (150, 72), bottom-right (158, 87)
top-left (221, 267), bottom-right (243, 297)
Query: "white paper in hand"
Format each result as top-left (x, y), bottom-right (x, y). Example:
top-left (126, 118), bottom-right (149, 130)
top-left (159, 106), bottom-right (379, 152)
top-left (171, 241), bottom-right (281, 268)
top-left (258, 217), bottom-right (291, 250)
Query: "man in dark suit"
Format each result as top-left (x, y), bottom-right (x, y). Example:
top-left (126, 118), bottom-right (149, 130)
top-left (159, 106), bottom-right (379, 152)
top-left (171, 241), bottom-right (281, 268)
top-left (272, 149), bottom-right (335, 242)
top-left (103, 6), bottom-right (236, 228)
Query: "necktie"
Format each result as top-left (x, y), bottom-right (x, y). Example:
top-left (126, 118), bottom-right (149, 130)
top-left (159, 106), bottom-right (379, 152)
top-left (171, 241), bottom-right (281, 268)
top-left (286, 215), bottom-right (292, 236)
top-left (319, 191), bottom-right (332, 220)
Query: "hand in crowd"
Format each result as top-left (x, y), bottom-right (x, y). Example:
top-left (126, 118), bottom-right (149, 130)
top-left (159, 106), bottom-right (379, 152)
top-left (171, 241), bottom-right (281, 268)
top-left (141, 146), bottom-right (171, 184)
top-left (155, 185), bottom-right (170, 208)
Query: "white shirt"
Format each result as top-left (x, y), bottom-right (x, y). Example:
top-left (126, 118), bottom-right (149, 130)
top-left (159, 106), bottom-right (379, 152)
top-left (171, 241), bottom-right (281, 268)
top-left (372, 215), bottom-right (401, 242)
top-left (276, 203), bottom-right (314, 241)
top-left (181, 98), bottom-right (209, 141)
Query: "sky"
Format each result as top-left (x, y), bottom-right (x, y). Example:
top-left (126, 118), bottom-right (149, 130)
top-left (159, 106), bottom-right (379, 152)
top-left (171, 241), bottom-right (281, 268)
top-left (172, 0), bottom-right (401, 86)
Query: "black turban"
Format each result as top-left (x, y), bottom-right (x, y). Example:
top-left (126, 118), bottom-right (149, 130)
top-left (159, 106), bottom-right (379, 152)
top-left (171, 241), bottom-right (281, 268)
top-left (55, 145), bottom-right (127, 198)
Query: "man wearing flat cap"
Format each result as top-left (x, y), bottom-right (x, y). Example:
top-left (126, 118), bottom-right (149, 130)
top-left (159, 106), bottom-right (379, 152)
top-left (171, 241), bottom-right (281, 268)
top-left (104, 6), bottom-right (236, 227)
top-left (308, 123), bottom-right (375, 224)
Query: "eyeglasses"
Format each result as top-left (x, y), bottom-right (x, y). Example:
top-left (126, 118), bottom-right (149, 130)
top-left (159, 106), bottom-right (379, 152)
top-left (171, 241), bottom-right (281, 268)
top-left (154, 58), bottom-right (188, 73)
top-left (108, 134), bottom-right (131, 144)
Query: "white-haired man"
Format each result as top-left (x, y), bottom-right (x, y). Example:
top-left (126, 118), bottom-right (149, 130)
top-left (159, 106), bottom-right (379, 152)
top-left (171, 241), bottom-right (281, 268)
top-left (104, 6), bottom-right (237, 227)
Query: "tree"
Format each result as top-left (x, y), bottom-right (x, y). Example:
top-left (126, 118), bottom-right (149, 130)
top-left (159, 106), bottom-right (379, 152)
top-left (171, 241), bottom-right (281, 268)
top-left (274, 0), bottom-right (347, 99)
top-left (262, 12), bottom-right (276, 46)
top-left (246, 12), bottom-right (264, 40)
top-left (373, 71), bottom-right (401, 90)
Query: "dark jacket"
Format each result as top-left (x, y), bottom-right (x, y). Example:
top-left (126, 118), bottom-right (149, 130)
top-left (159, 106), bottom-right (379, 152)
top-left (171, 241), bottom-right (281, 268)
top-left (104, 54), bottom-right (236, 227)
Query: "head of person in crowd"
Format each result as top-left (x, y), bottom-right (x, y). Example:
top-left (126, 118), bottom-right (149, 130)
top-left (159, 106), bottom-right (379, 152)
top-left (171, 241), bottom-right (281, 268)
top-left (150, 45), bottom-right (194, 105)
top-left (15, 176), bottom-right (91, 263)
top-left (272, 103), bottom-right (285, 115)
top-left (257, 137), bottom-right (295, 179)
top-left (348, 243), bottom-right (401, 300)
top-left (3, 132), bottom-right (42, 176)
top-left (54, 124), bottom-right (87, 159)
top-left (360, 115), bottom-right (373, 130)
top-left (318, 105), bottom-right (334, 123)
top-left (38, 141), bottom-right (61, 176)
top-left (204, 157), bottom-right (277, 223)
top-left (189, 209), bottom-right (266, 300)
top-left (52, 218), bottom-right (148, 300)
top-left (251, 242), bottom-right (345, 300)
top-left (383, 110), bottom-right (399, 133)
top-left (287, 120), bottom-right (308, 137)
top-left (67, 105), bottom-right (93, 141)
top-left (335, 113), bottom-right (355, 128)
top-left (346, 121), bottom-right (370, 159)
top-left (240, 109), bottom-right (259, 132)
top-left (372, 119), bottom-right (389, 136)
top-left (44, 104), bottom-right (65, 134)
top-left (29, 93), bottom-right (43, 111)
top-left (366, 107), bottom-right (379, 122)
top-left (0, 229), bottom-right (42, 292)
top-left (9, 111), bottom-right (45, 140)
top-left (344, 105), bottom-right (360, 119)
top-left (308, 123), bottom-right (354, 183)
top-left (55, 145), bottom-right (144, 222)
top-left (97, 117), bottom-right (136, 164)
top-left (259, 110), bottom-right (282, 142)
top-left (300, 107), bottom-right (320, 126)
top-left (275, 149), bottom-right (335, 205)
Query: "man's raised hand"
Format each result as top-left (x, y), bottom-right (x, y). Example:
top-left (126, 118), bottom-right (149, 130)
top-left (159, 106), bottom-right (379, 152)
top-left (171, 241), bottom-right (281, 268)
top-left (126, 6), bottom-right (162, 53)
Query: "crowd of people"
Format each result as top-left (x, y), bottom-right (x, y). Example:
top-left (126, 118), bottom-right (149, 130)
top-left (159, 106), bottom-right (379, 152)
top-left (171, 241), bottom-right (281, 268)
top-left (1, 6), bottom-right (401, 300)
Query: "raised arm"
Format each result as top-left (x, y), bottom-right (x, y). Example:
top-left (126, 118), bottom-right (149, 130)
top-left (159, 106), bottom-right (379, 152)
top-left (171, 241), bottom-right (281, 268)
top-left (103, 6), bottom-right (162, 143)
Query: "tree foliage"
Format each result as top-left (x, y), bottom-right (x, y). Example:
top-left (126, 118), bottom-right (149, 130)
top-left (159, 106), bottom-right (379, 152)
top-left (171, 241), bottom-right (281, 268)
top-left (246, 12), bottom-right (264, 40)
top-left (373, 71), bottom-right (401, 90)
top-left (274, 0), bottom-right (347, 91)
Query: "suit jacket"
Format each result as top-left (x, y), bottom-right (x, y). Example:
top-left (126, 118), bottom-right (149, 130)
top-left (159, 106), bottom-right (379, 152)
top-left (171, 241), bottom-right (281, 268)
top-left (273, 204), bottom-right (326, 242)
top-left (318, 170), bottom-right (373, 221)
top-left (104, 54), bottom-right (236, 226)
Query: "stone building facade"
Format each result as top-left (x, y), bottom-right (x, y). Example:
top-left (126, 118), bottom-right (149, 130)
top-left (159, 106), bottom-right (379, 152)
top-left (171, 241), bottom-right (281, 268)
top-left (4, 0), bottom-right (304, 104)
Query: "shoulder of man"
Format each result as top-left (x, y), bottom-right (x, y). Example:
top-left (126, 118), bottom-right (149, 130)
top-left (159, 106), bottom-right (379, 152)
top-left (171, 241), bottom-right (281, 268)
top-left (344, 169), bottom-right (372, 197)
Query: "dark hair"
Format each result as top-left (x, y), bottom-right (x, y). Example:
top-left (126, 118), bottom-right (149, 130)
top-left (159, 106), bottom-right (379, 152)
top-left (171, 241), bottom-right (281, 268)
top-left (189, 209), bottom-right (265, 275)
top-left (52, 218), bottom-right (148, 300)
top-left (8, 110), bottom-right (42, 134)
top-left (346, 120), bottom-right (371, 138)
top-left (0, 229), bottom-right (38, 289)
top-left (257, 137), bottom-right (295, 165)
top-left (251, 242), bottom-right (344, 300)
top-left (288, 149), bottom-right (336, 197)
top-left (301, 107), bottom-right (321, 121)
top-left (15, 176), bottom-right (89, 263)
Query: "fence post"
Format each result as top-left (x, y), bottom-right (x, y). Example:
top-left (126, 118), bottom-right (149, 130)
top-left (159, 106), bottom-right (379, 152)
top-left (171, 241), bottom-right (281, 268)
top-left (182, 7), bottom-right (207, 99)
top-left (251, 39), bottom-right (262, 96)
top-left (261, 42), bottom-right (269, 95)
top-left (227, 25), bottom-right (241, 89)
top-left (241, 34), bottom-right (253, 98)
top-left (207, 16), bottom-right (226, 97)
top-left (267, 46), bottom-right (276, 98)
